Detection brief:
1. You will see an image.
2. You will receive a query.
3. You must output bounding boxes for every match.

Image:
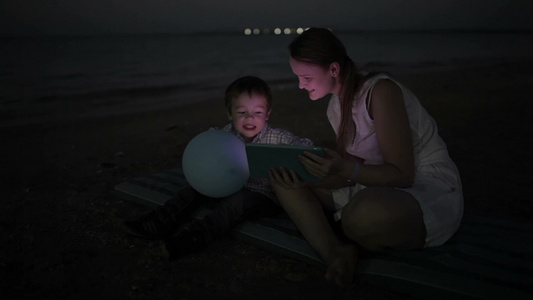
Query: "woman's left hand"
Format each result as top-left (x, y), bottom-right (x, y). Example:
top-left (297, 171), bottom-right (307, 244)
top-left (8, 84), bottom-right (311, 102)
top-left (268, 167), bottom-right (307, 190)
top-left (298, 148), bottom-right (345, 179)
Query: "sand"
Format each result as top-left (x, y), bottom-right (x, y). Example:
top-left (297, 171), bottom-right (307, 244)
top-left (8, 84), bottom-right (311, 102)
top-left (1, 59), bottom-right (532, 299)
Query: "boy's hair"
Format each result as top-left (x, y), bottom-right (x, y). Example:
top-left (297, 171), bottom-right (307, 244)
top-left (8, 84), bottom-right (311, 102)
top-left (224, 76), bottom-right (272, 114)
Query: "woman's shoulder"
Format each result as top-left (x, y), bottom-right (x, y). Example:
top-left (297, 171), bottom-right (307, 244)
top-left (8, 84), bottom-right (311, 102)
top-left (358, 72), bottom-right (402, 95)
top-left (373, 77), bottom-right (402, 93)
top-left (360, 70), bottom-right (395, 85)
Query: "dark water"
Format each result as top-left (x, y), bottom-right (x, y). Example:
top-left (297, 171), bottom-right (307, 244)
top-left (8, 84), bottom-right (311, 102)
top-left (1, 32), bottom-right (531, 125)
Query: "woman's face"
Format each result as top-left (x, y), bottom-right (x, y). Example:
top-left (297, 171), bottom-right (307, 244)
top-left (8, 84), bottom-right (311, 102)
top-left (289, 57), bottom-right (340, 100)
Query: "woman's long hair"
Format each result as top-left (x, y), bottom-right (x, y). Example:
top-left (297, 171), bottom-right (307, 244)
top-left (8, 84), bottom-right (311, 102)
top-left (288, 28), bottom-right (362, 156)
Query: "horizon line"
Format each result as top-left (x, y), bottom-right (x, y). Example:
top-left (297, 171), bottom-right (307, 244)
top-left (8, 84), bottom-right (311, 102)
top-left (1, 28), bottom-right (532, 38)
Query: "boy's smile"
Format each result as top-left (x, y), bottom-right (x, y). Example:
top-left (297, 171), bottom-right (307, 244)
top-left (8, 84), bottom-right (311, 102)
top-left (243, 123), bottom-right (257, 131)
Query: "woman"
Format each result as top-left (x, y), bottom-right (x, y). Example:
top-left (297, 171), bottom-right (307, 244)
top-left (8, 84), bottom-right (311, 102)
top-left (268, 28), bottom-right (463, 287)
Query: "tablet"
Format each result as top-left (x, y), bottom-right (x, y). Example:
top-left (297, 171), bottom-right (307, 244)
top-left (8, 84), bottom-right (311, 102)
top-left (245, 143), bottom-right (326, 182)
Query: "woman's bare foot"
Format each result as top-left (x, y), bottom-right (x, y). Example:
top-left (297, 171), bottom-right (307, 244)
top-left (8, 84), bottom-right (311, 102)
top-left (325, 244), bottom-right (358, 287)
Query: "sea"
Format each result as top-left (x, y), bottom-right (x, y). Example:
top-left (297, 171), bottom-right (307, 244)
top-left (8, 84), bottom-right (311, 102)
top-left (1, 31), bottom-right (532, 126)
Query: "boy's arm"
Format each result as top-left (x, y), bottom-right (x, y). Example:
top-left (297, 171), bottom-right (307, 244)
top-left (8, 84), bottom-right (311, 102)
top-left (275, 129), bottom-right (314, 146)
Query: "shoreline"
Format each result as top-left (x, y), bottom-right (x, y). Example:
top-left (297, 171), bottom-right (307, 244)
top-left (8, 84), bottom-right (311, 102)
top-left (2, 57), bottom-right (530, 128)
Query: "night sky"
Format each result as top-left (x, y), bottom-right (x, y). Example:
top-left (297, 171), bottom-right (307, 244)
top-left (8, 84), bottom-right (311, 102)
top-left (1, 0), bottom-right (532, 36)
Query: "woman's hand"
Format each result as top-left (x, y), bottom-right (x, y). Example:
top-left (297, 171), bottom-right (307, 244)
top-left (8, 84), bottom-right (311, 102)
top-left (298, 148), bottom-right (346, 179)
top-left (268, 167), bottom-right (308, 191)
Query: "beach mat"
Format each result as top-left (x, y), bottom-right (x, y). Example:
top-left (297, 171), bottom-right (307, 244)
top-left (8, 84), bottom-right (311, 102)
top-left (115, 169), bottom-right (533, 299)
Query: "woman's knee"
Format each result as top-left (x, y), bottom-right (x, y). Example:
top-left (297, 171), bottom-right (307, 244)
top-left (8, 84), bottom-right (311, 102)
top-left (340, 195), bottom-right (386, 244)
top-left (339, 187), bottom-right (425, 250)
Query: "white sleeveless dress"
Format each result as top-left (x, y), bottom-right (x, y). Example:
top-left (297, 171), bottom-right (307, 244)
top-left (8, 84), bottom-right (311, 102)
top-left (327, 73), bottom-right (463, 247)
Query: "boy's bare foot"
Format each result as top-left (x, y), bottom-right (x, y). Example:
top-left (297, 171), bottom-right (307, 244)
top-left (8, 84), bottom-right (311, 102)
top-left (325, 244), bottom-right (358, 287)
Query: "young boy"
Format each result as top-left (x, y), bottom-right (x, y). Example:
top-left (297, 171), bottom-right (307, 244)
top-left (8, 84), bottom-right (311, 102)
top-left (123, 76), bottom-right (313, 260)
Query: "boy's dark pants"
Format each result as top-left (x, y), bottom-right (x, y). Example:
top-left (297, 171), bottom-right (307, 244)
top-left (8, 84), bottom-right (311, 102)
top-left (165, 186), bottom-right (281, 243)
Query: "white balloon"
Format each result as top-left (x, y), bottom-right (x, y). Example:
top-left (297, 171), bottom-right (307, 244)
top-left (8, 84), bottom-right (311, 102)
top-left (182, 130), bottom-right (249, 198)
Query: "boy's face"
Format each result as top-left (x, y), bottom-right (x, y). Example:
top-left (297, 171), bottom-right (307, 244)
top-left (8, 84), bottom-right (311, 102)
top-left (227, 92), bottom-right (271, 142)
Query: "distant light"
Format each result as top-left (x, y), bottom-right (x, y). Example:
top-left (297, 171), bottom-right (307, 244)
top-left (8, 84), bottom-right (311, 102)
top-left (244, 27), bottom-right (309, 36)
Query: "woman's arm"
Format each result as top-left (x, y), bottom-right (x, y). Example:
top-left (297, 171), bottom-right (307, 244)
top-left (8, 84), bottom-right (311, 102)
top-left (300, 79), bottom-right (415, 188)
top-left (366, 79), bottom-right (414, 187)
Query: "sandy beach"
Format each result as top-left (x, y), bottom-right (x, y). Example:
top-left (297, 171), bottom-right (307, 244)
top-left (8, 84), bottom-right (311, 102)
top-left (1, 59), bottom-right (532, 299)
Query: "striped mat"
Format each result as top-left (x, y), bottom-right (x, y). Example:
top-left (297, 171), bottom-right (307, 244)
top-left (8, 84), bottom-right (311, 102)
top-left (115, 169), bottom-right (532, 299)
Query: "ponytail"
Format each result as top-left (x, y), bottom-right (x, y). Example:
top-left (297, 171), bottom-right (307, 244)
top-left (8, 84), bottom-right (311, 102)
top-left (336, 56), bottom-right (362, 157)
